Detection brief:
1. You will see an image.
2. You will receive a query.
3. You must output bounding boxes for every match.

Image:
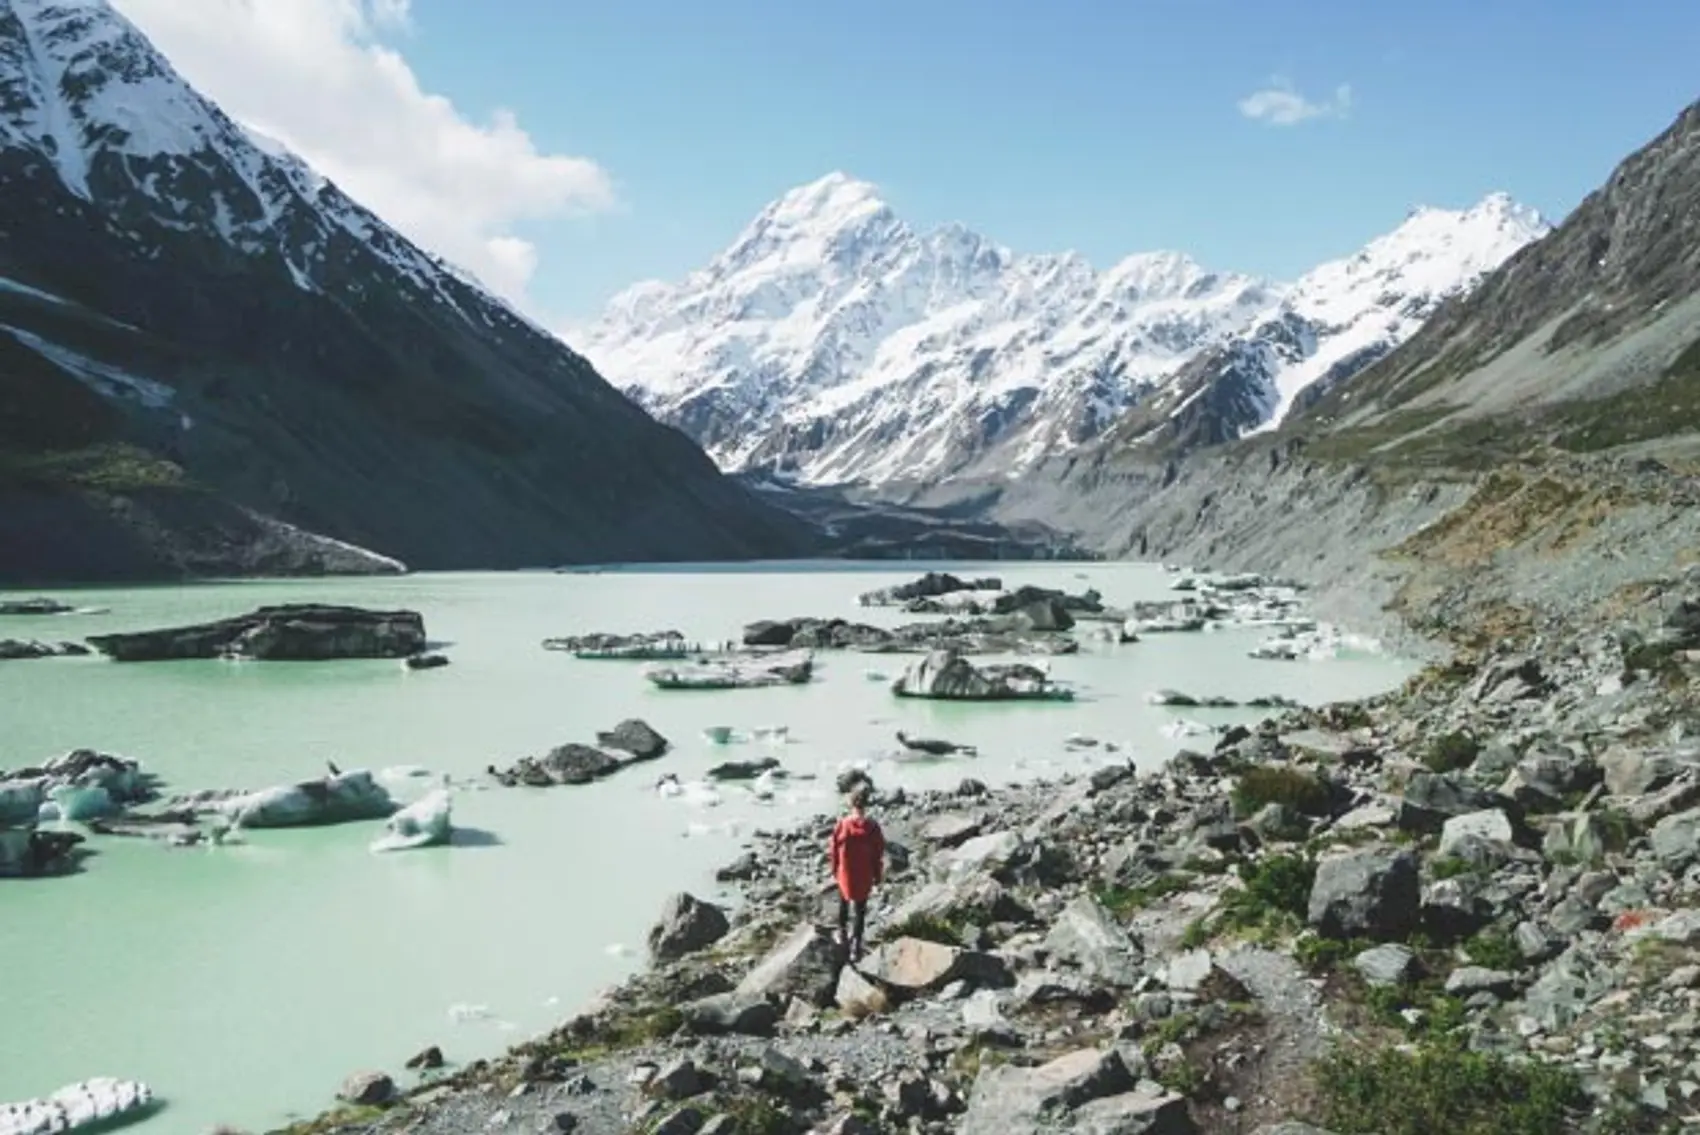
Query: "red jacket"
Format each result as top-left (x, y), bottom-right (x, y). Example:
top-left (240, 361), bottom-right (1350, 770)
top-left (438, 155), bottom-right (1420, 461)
top-left (830, 813), bottom-right (885, 902)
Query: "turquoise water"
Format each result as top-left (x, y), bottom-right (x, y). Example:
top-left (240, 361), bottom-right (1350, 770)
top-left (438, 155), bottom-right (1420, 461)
top-left (0, 564), bottom-right (1412, 1132)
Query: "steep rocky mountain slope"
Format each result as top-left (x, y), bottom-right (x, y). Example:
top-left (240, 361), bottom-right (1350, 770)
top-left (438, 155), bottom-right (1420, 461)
top-left (0, 0), bottom-right (812, 583)
top-left (576, 174), bottom-right (1545, 492)
top-left (995, 98), bottom-right (1700, 646)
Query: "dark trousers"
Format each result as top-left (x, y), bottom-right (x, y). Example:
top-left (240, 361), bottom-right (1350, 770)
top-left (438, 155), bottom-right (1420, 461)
top-left (838, 896), bottom-right (867, 944)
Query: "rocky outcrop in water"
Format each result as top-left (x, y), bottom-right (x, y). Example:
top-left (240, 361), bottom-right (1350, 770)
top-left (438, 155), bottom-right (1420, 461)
top-left (857, 573), bottom-right (1004, 608)
top-left (0, 597), bottom-right (75, 615)
top-left (891, 648), bottom-right (1075, 702)
top-left (0, 639), bottom-right (91, 660)
top-left (742, 615), bottom-right (1078, 657)
top-left (645, 652), bottom-right (815, 690)
top-left (86, 605), bottom-right (427, 662)
top-left (490, 721), bottom-right (673, 788)
top-left (542, 631), bottom-right (702, 660)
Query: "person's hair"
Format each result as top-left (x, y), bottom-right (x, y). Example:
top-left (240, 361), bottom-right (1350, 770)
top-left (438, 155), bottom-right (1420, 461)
top-left (848, 783), bottom-right (871, 810)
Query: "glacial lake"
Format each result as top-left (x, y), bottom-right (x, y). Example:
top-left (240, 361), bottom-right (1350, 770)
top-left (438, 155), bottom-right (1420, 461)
top-left (0, 562), bottom-right (1414, 1133)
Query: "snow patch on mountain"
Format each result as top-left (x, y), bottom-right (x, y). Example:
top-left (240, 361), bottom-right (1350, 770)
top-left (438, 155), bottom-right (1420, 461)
top-left (0, 0), bottom-right (538, 326)
top-left (1249, 191), bottom-right (1552, 432)
top-left (578, 173), bottom-right (1549, 488)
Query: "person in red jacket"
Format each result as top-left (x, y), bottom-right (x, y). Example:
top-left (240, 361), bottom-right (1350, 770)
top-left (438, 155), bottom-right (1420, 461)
top-left (829, 782), bottom-right (885, 961)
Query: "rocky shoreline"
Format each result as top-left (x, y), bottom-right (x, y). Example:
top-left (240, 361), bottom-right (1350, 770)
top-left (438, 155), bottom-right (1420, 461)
top-left (268, 566), bottom-right (1700, 1134)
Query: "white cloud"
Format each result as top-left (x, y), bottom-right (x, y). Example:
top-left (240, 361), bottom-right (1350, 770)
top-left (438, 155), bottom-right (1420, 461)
top-left (1237, 77), bottom-right (1353, 127)
top-left (110, 0), bottom-right (616, 310)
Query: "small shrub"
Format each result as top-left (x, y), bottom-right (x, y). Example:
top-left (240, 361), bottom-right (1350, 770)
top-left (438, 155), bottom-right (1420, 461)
top-left (1094, 874), bottom-right (1194, 918)
top-left (1209, 853), bottom-right (1317, 941)
top-left (1315, 1041), bottom-right (1586, 1135)
top-left (1622, 640), bottom-right (1686, 688)
top-left (1295, 934), bottom-right (1370, 975)
top-left (1598, 808), bottom-right (1640, 853)
top-left (715, 1097), bottom-right (797, 1135)
top-left (619, 1006), bottom-right (684, 1046)
top-left (1157, 1058), bottom-right (1206, 1097)
top-left (1179, 918), bottom-right (1212, 950)
top-left (1232, 767), bottom-right (1331, 818)
top-left (1237, 854), bottom-right (1317, 919)
top-left (1423, 731), bottom-right (1480, 773)
top-left (1463, 928), bottom-right (1521, 971)
top-left (1430, 856), bottom-right (1483, 881)
top-left (881, 913), bottom-right (962, 946)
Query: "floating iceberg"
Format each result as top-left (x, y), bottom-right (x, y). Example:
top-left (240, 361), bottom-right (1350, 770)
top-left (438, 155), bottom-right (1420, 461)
top-left (369, 783), bottom-right (452, 853)
top-left (47, 784), bottom-right (113, 823)
top-left (217, 768), bottom-right (397, 829)
top-left (0, 1077), bottom-right (156, 1135)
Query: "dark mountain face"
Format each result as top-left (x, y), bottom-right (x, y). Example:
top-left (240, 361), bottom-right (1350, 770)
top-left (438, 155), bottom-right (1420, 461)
top-left (0, 0), bottom-right (813, 581)
top-left (1294, 99), bottom-right (1700, 445)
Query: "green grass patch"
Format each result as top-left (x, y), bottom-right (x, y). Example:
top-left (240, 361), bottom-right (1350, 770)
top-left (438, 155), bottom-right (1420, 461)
top-left (881, 912), bottom-right (964, 946)
top-left (1622, 640), bottom-right (1688, 689)
top-left (1598, 808), bottom-right (1641, 853)
top-left (1462, 927), bottom-right (1522, 971)
top-left (1293, 934), bottom-right (1375, 976)
top-left (1093, 874), bottom-right (1191, 919)
top-left (0, 441), bottom-right (189, 492)
top-left (1231, 767), bottom-right (1332, 819)
top-left (1315, 1041), bottom-right (1586, 1135)
top-left (1549, 346), bottom-right (1700, 454)
top-left (1191, 854), bottom-right (1317, 945)
top-left (279, 1106), bottom-right (387, 1134)
top-left (1429, 856), bottom-right (1484, 881)
top-left (1423, 731), bottom-right (1480, 773)
top-left (712, 1097), bottom-right (798, 1135)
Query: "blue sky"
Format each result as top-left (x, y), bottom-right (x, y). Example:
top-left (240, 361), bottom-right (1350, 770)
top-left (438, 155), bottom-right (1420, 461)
top-left (393, 0), bottom-right (1699, 319)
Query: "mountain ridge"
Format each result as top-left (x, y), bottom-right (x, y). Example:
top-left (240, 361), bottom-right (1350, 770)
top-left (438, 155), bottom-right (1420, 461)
top-left (577, 172), bottom-right (1549, 492)
top-left (0, 0), bottom-right (816, 581)
top-left (979, 96), bottom-right (1700, 651)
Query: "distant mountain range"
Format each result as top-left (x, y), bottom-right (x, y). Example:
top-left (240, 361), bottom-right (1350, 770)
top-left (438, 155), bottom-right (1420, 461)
top-left (0, 0), bottom-right (810, 582)
top-left (978, 96), bottom-right (1700, 604)
top-left (576, 174), bottom-right (1549, 491)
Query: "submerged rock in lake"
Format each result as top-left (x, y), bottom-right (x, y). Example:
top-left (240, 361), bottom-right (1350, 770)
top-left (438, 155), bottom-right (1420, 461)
top-left (891, 648), bottom-right (1075, 702)
top-left (646, 651), bottom-right (814, 690)
top-left (490, 720), bottom-right (673, 787)
top-left (214, 769), bottom-right (399, 828)
top-left (86, 604), bottom-right (427, 662)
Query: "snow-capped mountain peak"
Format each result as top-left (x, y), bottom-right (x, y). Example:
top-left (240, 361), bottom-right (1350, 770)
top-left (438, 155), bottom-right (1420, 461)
top-left (0, 0), bottom-right (537, 324)
top-left (576, 174), bottom-right (1551, 489)
top-left (0, 0), bottom-right (214, 193)
top-left (1244, 191), bottom-right (1554, 427)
